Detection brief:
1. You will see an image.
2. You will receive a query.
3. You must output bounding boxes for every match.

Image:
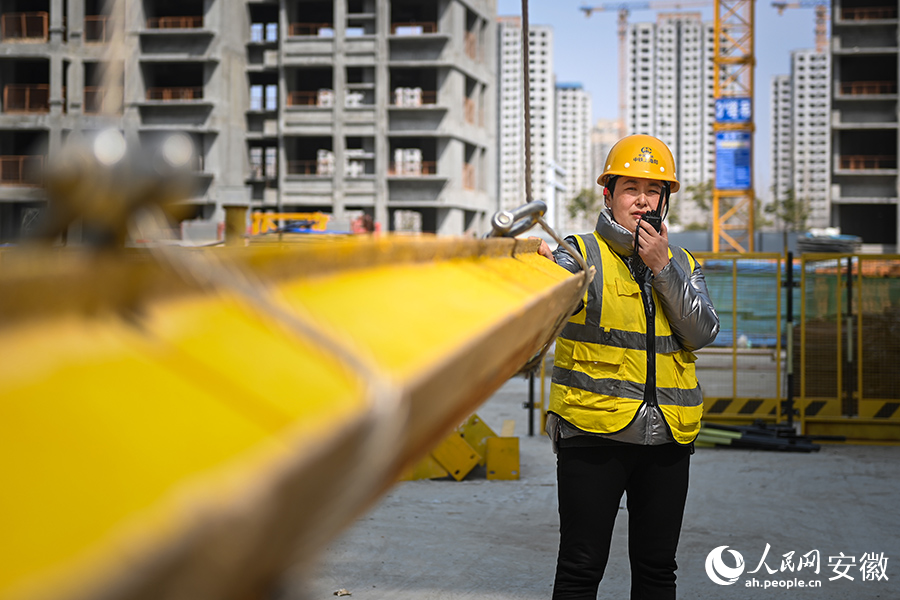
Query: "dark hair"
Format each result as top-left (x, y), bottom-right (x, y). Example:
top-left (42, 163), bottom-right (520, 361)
top-left (604, 175), bottom-right (619, 196)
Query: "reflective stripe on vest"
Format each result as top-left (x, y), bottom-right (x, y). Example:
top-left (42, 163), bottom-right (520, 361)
top-left (549, 232), bottom-right (703, 444)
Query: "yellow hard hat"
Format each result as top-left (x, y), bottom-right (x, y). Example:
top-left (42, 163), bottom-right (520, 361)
top-left (597, 134), bottom-right (679, 193)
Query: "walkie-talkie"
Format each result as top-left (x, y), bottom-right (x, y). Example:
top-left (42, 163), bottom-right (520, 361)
top-left (633, 182), bottom-right (669, 253)
top-left (640, 209), bottom-right (662, 233)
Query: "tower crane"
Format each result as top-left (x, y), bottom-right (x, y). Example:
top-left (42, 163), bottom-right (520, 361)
top-left (772, 0), bottom-right (830, 52)
top-left (584, 0), bottom-right (757, 252)
top-left (580, 1), bottom-right (711, 137)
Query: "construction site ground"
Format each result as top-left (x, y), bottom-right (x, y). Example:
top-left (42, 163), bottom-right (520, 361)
top-left (290, 377), bottom-right (900, 600)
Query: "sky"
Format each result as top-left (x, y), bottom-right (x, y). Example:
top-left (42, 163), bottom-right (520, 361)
top-left (496, 0), bottom-right (821, 197)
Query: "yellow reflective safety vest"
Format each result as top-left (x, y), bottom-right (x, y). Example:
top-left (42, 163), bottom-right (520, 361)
top-left (549, 231), bottom-right (703, 445)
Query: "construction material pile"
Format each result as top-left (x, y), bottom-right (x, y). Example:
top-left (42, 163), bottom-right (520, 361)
top-left (697, 421), bottom-right (831, 452)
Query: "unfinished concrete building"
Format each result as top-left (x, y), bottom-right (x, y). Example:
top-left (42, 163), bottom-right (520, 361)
top-left (0, 0), bottom-right (497, 241)
top-left (830, 0), bottom-right (899, 249)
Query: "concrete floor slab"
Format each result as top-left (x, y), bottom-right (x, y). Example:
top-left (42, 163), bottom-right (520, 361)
top-left (289, 378), bottom-right (900, 600)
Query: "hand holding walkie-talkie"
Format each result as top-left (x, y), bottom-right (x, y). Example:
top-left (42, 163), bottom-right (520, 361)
top-left (640, 209), bottom-right (662, 234)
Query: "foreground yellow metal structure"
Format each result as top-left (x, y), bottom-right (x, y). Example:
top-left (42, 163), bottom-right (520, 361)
top-left (0, 236), bottom-right (585, 600)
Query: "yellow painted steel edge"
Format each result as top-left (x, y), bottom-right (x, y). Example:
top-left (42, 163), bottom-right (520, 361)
top-left (0, 235), bottom-right (584, 600)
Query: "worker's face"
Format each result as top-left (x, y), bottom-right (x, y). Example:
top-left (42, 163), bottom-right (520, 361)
top-left (606, 177), bottom-right (663, 233)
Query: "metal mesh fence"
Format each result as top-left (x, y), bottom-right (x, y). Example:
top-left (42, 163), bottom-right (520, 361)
top-left (858, 257), bottom-right (900, 404)
top-left (798, 254), bottom-right (900, 420)
top-left (693, 254), bottom-right (784, 411)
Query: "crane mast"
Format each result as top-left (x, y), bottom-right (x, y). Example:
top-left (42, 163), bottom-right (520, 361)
top-left (772, 1), bottom-right (830, 53)
top-left (580, 1), bottom-right (710, 138)
top-left (712, 0), bottom-right (756, 252)
top-left (582, 0), bottom-right (757, 252)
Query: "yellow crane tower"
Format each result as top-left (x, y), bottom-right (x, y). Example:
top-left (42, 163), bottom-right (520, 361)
top-left (579, 1), bottom-right (711, 138)
top-left (712, 0), bottom-right (756, 252)
top-left (772, 0), bottom-right (830, 52)
top-left (582, 1), bottom-right (757, 252)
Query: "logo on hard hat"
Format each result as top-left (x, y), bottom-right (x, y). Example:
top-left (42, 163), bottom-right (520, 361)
top-left (633, 147), bottom-right (658, 165)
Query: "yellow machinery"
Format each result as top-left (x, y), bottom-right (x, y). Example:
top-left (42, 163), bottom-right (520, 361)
top-left (0, 231), bottom-right (586, 599)
top-left (249, 212), bottom-right (331, 236)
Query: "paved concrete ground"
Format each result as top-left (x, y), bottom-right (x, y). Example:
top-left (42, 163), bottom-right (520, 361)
top-left (288, 377), bottom-right (900, 600)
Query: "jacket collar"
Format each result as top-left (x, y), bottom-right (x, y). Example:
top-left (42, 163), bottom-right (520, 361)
top-left (595, 208), bottom-right (635, 257)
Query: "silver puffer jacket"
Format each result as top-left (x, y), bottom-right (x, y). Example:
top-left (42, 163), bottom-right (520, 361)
top-left (547, 209), bottom-right (720, 447)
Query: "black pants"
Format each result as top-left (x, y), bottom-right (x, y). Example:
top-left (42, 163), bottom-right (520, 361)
top-left (551, 442), bottom-right (691, 600)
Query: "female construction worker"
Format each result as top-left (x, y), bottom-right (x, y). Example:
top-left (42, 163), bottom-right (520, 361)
top-left (540, 134), bottom-right (719, 599)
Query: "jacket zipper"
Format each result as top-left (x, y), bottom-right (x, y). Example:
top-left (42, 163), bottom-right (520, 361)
top-left (637, 267), bottom-right (657, 408)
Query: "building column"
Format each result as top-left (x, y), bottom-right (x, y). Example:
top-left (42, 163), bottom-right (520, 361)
top-left (122, 1), bottom-right (144, 146)
top-left (49, 0), bottom-right (65, 44)
top-left (49, 55), bottom-right (65, 121)
top-left (436, 207), bottom-right (464, 235)
top-left (374, 0), bottom-right (390, 230)
top-left (68, 59), bottom-right (83, 115)
top-left (67, 0), bottom-right (85, 46)
top-left (332, 0), bottom-right (346, 223)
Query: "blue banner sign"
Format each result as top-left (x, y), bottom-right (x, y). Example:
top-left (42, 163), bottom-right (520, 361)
top-left (715, 131), bottom-right (751, 190)
top-left (715, 97), bottom-right (752, 124)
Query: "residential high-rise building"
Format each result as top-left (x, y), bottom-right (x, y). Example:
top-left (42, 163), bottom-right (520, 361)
top-left (831, 0), bottom-right (899, 248)
top-left (591, 118), bottom-right (619, 184)
top-left (794, 51), bottom-right (831, 230)
top-left (497, 16), bottom-right (524, 213)
top-left (771, 74), bottom-right (793, 211)
top-left (496, 18), bottom-right (554, 217)
top-left (771, 51), bottom-right (831, 231)
top-left (0, 0), bottom-right (497, 242)
top-left (555, 83), bottom-right (592, 233)
top-left (625, 12), bottom-right (716, 230)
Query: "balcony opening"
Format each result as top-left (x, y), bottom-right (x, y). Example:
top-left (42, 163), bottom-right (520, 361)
top-left (392, 209), bottom-right (423, 233)
top-left (390, 69), bottom-right (438, 106)
top-left (463, 143), bottom-right (477, 190)
top-left (841, 2), bottom-right (898, 21)
top-left (84, 0), bottom-right (115, 43)
top-left (464, 77), bottom-right (478, 124)
top-left (390, 0), bottom-right (439, 34)
top-left (389, 138), bottom-right (437, 176)
top-left (84, 62), bottom-right (124, 114)
top-left (139, 130), bottom-right (206, 172)
top-left (287, 1), bottom-right (334, 37)
top-left (346, 67), bottom-right (375, 107)
top-left (838, 204), bottom-right (896, 245)
top-left (838, 130), bottom-right (897, 170)
top-left (0, 59), bottom-right (50, 114)
top-left (348, 0), bottom-right (375, 14)
top-left (1, 1), bottom-right (49, 42)
top-left (249, 3), bottom-right (278, 43)
top-left (286, 136), bottom-right (333, 176)
top-left (142, 63), bottom-right (206, 101)
top-left (465, 9), bottom-right (481, 61)
top-left (345, 136), bottom-right (375, 177)
top-left (839, 55), bottom-right (898, 98)
top-left (839, 80), bottom-right (898, 96)
top-left (0, 130), bottom-right (47, 186)
top-left (286, 67), bottom-right (333, 107)
top-left (143, 0), bottom-right (205, 30)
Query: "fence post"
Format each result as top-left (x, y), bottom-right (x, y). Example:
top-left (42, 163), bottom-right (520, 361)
top-left (783, 251), bottom-right (795, 429)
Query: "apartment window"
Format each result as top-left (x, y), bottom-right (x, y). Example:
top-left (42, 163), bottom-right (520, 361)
top-left (250, 22), bottom-right (278, 42)
top-left (287, 1), bottom-right (333, 37)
